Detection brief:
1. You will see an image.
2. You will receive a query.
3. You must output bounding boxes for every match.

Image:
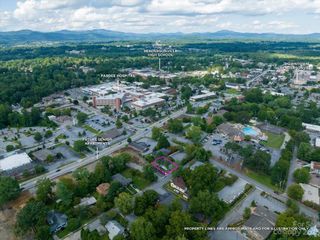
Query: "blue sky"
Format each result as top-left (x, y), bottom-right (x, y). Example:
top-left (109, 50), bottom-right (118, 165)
top-left (0, 1), bottom-right (16, 11)
top-left (0, 0), bottom-right (320, 33)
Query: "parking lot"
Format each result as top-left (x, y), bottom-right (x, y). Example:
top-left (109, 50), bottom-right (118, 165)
top-left (85, 115), bottom-right (115, 132)
top-left (203, 133), bottom-right (229, 160)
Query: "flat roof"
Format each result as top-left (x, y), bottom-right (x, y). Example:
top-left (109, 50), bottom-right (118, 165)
top-left (190, 92), bottom-right (216, 100)
top-left (0, 152), bottom-right (32, 171)
top-left (300, 183), bottom-right (320, 205)
top-left (303, 123), bottom-right (320, 132)
top-left (132, 97), bottom-right (165, 107)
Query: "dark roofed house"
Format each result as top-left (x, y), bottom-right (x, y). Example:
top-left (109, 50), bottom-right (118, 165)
top-left (243, 206), bottom-right (277, 240)
top-left (154, 148), bottom-right (171, 156)
top-left (112, 173), bottom-right (132, 186)
top-left (170, 177), bottom-right (188, 200)
top-left (47, 210), bottom-right (68, 233)
top-left (101, 128), bottom-right (122, 140)
top-left (129, 141), bottom-right (149, 153)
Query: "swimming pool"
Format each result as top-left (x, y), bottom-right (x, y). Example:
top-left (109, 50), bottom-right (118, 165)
top-left (242, 126), bottom-right (259, 136)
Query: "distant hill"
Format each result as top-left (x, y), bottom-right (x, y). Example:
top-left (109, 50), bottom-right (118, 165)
top-left (0, 29), bottom-right (320, 44)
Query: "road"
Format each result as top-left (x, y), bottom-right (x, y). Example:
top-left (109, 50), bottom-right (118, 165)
top-left (209, 158), bottom-right (319, 222)
top-left (20, 107), bottom-right (186, 191)
top-left (246, 70), bottom-right (270, 87)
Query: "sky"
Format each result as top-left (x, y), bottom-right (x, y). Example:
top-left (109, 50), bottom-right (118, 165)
top-left (0, 0), bottom-right (320, 34)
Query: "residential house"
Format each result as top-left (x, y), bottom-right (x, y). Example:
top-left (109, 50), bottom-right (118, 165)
top-left (96, 183), bottom-right (110, 196)
top-left (311, 162), bottom-right (320, 176)
top-left (170, 177), bottom-right (188, 199)
top-left (47, 210), bottom-right (68, 233)
top-left (112, 173), bottom-right (132, 187)
top-left (105, 220), bottom-right (125, 240)
top-left (243, 206), bottom-right (277, 240)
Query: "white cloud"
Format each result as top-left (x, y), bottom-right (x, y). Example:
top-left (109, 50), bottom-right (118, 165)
top-left (0, 0), bottom-right (319, 33)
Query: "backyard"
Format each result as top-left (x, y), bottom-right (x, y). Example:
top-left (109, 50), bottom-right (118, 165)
top-left (121, 168), bottom-right (151, 190)
top-left (260, 131), bottom-right (285, 149)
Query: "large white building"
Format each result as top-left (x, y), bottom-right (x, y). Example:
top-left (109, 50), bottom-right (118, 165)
top-left (131, 97), bottom-right (165, 110)
top-left (190, 91), bottom-right (216, 102)
top-left (0, 152), bottom-right (32, 172)
top-left (303, 123), bottom-right (320, 132)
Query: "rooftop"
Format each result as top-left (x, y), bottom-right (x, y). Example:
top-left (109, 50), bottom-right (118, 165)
top-left (105, 220), bottom-right (124, 240)
top-left (0, 152), bottom-right (32, 171)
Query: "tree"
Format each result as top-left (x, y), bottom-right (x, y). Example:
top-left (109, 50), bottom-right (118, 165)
top-left (36, 178), bottom-right (55, 204)
top-left (194, 147), bottom-right (212, 162)
top-left (165, 210), bottom-right (207, 240)
top-left (185, 126), bottom-right (202, 144)
top-left (243, 207), bottom-right (251, 220)
top-left (35, 226), bottom-right (51, 240)
top-left (297, 142), bottom-right (312, 161)
top-left (151, 127), bottom-right (162, 140)
top-left (244, 88), bottom-right (263, 103)
top-left (73, 140), bottom-right (88, 152)
top-left (15, 201), bottom-right (47, 234)
top-left (189, 190), bottom-right (225, 220)
top-left (188, 163), bottom-right (218, 195)
top-left (44, 130), bottom-right (53, 138)
top-left (133, 191), bottom-right (159, 216)
top-left (143, 165), bottom-right (157, 182)
top-left (6, 144), bottom-right (15, 152)
top-left (156, 134), bottom-right (170, 149)
top-left (181, 85), bottom-right (192, 100)
top-left (76, 112), bottom-right (88, 125)
top-left (244, 150), bottom-right (271, 173)
top-left (271, 160), bottom-right (289, 185)
top-left (116, 118), bottom-right (122, 129)
top-left (167, 119), bottom-right (183, 133)
top-left (115, 192), bottom-right (133, 215)
top-left (56, 178), bottom-right (74, 206)
top-left (130, 217), bottom-right (155, 240)
top-left (287, 184), bottom-right (304, 201)
top-left (293, 168), bottom-right (310, 184)
top-left (0, 176), bottom-right (21, 207)
top-left (34, 132), bottom-right (42, 142)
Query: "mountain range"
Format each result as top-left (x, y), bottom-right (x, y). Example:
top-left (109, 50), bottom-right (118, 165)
top-left (0, 29), bottom-right (320, 44)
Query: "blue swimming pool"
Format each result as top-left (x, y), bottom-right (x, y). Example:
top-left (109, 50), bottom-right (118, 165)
top-left (242, 126), bottom-right (258, 136)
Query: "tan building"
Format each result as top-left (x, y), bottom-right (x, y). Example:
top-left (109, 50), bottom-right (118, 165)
top-left (92, 93), bottom-right (125, 111)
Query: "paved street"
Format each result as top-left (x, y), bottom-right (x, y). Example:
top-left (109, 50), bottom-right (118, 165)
top-left (209, 158), bottom-right (319, 223)
top-left (20, 107), bottom-right (186, 191)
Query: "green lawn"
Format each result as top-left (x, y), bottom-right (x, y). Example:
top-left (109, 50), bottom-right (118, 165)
top-left (260, 131), bottom-right (285, 149)
top-left (225, 88), bottom-right (239, 94)
top-left (246, 170), bottom-right (282, 192)
top-left (121, 168), bottom-right (151, 190)
top-left (83, 124), bottom-right (100, 134)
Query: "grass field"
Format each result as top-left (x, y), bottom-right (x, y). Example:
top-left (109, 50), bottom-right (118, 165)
top-left (83, 124), bottom-right (100, 134)
top-left (260, 131), bottom-right (285, 149)
top-left (246, 170), bottom-right (282, 192)
top-left (225, 88), bottom-right (239, 94)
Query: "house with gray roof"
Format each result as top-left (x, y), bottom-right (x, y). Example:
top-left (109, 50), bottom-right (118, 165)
top-left (105, 220), bottom-right (125, 240)
top-left (112, 173), bottom-right (132, 186)
top-left (243, 206), bottom-right (277, 240)
top-left (47, 210), bottom-right (68, 233)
